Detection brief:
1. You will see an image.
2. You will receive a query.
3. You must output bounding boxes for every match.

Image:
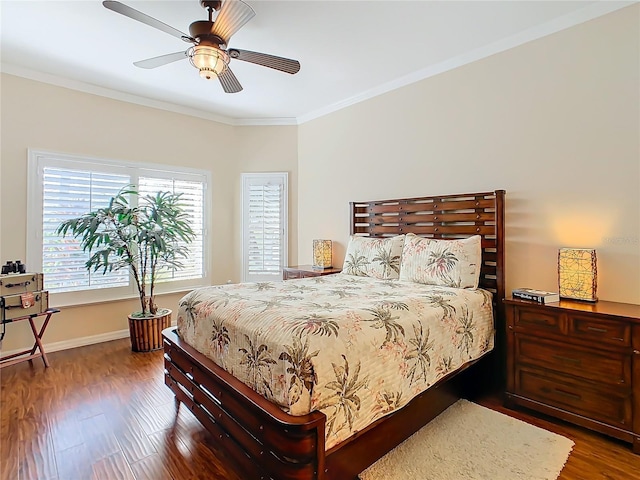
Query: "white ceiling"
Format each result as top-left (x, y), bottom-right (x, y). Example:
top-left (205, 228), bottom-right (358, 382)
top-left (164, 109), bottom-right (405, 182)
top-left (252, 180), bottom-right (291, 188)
top-left (0, 1), bottom-right (633, 125)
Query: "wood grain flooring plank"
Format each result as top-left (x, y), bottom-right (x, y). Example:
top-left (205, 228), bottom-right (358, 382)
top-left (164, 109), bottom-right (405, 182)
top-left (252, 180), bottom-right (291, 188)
top-left (147, 430), bottom-right (199, 480)
top-left (91, 452), bottom-right (136, 480)
top-left (132, 400), bottom-right (180, 436)
top-left (179, 428), bottom-right (244, 480)
top-left (1, 407), bottom-right (21, 480)
top-left (48, 407), bottom-right (85, 453)
top-left (129, 453), bottom-right (174, 480)
top-left (18, 432), bottom-right (58, 480)
top-left (54, 444), bottom-right (93, 480)
top-left (107, 408), bottom-right (158, 464)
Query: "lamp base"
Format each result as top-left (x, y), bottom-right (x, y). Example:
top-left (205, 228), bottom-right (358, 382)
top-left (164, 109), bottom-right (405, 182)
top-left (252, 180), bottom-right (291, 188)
top-left (559, 295), bottom-right (598, 303)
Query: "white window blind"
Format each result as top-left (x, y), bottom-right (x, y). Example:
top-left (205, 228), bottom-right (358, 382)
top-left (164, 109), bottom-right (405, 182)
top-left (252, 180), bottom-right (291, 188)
top-left (42, 167), bottom-right (130, 292)
top-left (27, 150), bottom-right (210, 306)
top-left (242, 173), bottom-right (288, 283)
top-left (138, 176), bottom-right (204, 282)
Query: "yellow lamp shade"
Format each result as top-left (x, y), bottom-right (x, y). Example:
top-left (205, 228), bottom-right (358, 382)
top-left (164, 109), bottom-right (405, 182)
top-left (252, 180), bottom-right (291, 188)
top-left (558, 248), bottom-right (597, 302)
top-left (313, 240), bottom-right (332, 269)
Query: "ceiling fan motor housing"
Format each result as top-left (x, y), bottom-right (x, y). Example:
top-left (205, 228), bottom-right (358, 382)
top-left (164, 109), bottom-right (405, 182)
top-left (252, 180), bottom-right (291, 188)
top-left (189, 21), bottom-right (226, 47)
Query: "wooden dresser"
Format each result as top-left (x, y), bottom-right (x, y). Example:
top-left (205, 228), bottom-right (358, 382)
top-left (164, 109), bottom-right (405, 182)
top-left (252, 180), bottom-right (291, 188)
top-left (504, 297), bottom-right (640, 453)
top-left (282, 265), bottom-right (342, 280)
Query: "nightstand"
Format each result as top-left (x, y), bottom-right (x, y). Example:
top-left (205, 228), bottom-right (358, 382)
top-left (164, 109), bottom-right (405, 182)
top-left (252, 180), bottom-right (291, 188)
top-left (504, 297), bottom-right (640, 453)
top-left (282, 265), bottom-right (342, 280)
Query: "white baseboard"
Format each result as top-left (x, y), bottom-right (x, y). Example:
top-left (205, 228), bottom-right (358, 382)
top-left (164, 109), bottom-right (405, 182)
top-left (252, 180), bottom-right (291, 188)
top-left (0, 321), bottom-right (177, 357)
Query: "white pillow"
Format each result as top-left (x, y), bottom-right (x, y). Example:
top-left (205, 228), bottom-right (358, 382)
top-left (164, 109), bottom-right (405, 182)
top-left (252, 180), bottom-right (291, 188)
top-left (342, 235), bottom-right (405, 279)
top-left (399, 233), bottom-right (482, 289)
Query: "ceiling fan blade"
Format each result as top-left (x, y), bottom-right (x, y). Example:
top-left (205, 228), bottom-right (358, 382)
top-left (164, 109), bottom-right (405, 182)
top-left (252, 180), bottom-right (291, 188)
top-left (210, 0), bottom-right (256, 46)
top-left (228, 49), bottom-right (300, 75)
top-left (218, 68), bottom-right (243, 93)
top-left (134, 51), bottom-right (189, 69)
top-left (103, 1), bottom-right (194, 43)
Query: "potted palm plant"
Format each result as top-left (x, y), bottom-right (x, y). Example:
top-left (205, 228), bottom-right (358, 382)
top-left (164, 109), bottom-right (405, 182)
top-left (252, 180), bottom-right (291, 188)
top-left (56, 185), bottom-right (196, 352)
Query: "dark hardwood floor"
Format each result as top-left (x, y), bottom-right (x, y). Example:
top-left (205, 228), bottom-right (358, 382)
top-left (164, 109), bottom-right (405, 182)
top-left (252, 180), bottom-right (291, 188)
top-left (1, 338), bottom-right (638, 480)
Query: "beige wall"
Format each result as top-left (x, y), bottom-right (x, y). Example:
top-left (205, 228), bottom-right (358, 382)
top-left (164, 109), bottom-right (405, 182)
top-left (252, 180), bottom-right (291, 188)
top-left (298, 5), bottom-right (640, 304)
top-left (0, 74), bottom-right (298, 352)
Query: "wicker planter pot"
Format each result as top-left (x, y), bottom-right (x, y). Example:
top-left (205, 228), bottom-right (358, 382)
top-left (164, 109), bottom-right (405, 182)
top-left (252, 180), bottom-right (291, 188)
top-left (128, 309), bottom-right (172, 352)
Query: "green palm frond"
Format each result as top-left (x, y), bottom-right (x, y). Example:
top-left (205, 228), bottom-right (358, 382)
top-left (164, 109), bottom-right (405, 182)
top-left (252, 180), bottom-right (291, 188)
top-left (239, 335), bottom-right (277, 394)
top-left (344, 251), bottom-right (370, 276)
top-left (425, 247), bottom-right (459, 283)
top-left (363, 306), bottom-right (405, 344)
top-left (372, 246), bottom-right (401, 278)
top-left (422, 293), bottom-right (457, 318)
top-left (211, 319), bottom-right (230, 352)
top-left (279, 334), bottom-right (319, 395)
top-left (404, 323), bottom-right (435, 385)
top-left (455, 306), bottom-right (475, 355)
top-left (56, 185), bottom-right (195, 315)
top-left (317, 355), bottom-right (368, 437)
top-left (178, 294), bottom-right (201, 328)
top-left (291, 314), bottom-right (340, 337)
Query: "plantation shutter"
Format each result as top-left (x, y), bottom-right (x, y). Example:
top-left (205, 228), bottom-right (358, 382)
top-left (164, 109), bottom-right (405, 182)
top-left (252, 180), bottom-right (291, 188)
top-left (28, 150), bottom-right (211, 306)
top-left (242, 173), bottom-right (288, 283)
top-left (138, 176), bottom-right (205, 282)
top-left (41, 167), bottom-right (130, 292)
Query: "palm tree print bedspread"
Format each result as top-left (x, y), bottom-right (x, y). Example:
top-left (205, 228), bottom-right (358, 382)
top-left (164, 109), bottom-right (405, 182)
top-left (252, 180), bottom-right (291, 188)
top-left (177, 274), bottom-right (494, 449)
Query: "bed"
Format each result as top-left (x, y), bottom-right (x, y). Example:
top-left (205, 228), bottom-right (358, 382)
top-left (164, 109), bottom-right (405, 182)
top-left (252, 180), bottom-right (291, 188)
top-left (162, 190), bottom-right (506, 480)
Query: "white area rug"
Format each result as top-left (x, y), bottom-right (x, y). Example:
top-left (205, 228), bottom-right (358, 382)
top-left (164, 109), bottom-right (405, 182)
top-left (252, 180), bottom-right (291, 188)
top-left (359, 399), bottom-right (574, 480)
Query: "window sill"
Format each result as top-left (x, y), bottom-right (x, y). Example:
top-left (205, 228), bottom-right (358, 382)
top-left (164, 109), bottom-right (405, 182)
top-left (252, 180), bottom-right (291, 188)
top-left (48, 284), bottom-right (208, 310)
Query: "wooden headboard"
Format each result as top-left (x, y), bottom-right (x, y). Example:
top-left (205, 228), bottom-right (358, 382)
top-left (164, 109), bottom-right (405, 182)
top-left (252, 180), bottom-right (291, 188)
top-left (349, 190), bottom-right (506, 317)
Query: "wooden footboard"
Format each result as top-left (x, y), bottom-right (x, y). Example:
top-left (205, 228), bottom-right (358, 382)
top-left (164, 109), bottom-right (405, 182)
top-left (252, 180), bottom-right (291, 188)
top-left (163, 327), bottom-right (326, 480)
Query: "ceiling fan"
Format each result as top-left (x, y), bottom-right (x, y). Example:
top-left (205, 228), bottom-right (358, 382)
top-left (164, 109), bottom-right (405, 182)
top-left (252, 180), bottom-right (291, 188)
top-left (102, 0), bottom-right (301, 93)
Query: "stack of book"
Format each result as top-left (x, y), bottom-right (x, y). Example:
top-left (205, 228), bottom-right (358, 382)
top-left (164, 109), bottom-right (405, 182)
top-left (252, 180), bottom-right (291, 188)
top-left (511, 288), bottom-right (560, 304)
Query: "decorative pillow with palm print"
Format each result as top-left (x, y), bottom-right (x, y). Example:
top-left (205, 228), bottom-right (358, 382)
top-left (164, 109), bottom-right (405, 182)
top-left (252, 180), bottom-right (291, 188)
top-left (399, 233), bottom-right (482, 289)
top-left (342, 235), bottom-right (405, 279)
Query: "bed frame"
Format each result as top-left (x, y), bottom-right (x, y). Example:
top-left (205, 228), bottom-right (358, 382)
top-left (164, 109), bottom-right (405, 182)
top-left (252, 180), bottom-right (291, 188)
top-left (162, 189), bottom-right (506, 480)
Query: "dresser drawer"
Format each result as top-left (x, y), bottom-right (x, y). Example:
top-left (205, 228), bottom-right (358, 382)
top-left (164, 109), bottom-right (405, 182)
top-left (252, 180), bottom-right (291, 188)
top-left (514, 306), bottom-right (562, 334)
top-left (516, 368), bottom-right (632, 429)
top-left (515, 334), bottom-right (631, 386)
top-left (568, 314), bottom-right (631, 348)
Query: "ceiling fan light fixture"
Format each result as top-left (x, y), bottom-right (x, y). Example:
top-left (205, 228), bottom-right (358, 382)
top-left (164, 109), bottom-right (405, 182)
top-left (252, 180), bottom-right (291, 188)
top-left (188, 45), bottom-right (229, 80)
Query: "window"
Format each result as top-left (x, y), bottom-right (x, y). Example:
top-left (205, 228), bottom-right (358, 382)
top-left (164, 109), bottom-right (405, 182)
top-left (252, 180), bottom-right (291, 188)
top-left (241, 173), bottom-right (288, 283)
top-left (27, 150), bottom-right (210, 306)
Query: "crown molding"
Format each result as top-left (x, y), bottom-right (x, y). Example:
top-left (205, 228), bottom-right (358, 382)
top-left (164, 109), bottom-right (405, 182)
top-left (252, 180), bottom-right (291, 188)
top-left (297, 1), bottom-right (636, 124)
top-left (0, 63), bottom-right (300, 126)
top-left (0, 63), bottom-right (239, 125)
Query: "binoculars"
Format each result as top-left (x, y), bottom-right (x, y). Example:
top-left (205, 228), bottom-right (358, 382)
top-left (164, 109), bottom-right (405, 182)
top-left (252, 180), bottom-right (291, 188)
top-left (2, 260), bottom-right (26, 274)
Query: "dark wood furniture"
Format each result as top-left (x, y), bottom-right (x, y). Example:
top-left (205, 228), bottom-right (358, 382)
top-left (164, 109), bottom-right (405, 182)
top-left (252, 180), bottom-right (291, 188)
top-left (163, 190), bottom-right (506, 479)
top-left (282, 265), bottom-right (342, 280)
top-left (0, 308), bottom-right (60, 369)
top-left (504, 298), bottom-right (640, 454)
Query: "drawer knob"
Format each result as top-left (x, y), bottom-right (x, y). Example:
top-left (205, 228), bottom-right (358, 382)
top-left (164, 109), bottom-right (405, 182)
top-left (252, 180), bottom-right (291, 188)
top-left (634, 350), bottom-right (640, 355)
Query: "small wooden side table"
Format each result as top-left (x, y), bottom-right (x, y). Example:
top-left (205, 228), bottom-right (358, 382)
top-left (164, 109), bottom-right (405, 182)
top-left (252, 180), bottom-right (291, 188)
top-left (283, 265), bottom-right (342, 280)
top-left (0, 308), bottom-right (60, 369)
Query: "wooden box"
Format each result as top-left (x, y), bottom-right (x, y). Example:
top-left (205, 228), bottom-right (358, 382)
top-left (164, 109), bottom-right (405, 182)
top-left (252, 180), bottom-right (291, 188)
top-left (1, 291), bottom-right (49, 322)
top-left (0, 273), bottom-right (44, 296)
